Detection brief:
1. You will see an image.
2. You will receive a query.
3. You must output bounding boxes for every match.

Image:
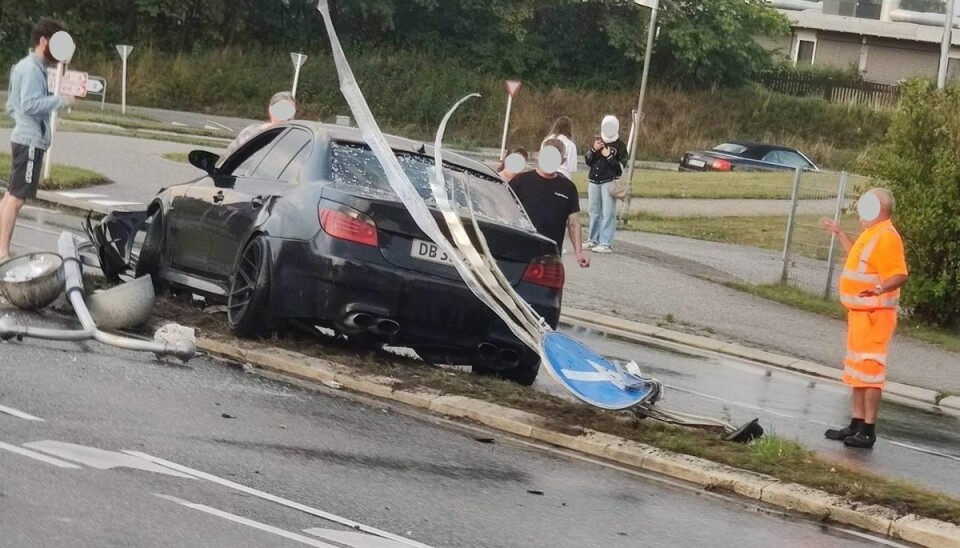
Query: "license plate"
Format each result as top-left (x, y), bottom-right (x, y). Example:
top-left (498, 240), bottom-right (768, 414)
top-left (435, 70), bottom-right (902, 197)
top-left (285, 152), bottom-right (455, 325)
top-left (687, 158), bottom-right (705, 168)
top-left (411, 239), bottom-right (453, 266)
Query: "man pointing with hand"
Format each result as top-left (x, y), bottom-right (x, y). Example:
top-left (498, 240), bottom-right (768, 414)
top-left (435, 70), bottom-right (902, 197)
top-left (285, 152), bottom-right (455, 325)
top-left (821, 188), bottom-right (908, 449)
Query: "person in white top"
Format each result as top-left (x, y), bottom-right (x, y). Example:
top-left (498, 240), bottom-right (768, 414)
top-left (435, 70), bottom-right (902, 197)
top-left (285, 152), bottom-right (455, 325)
top-left (542, 117), bottom-right (577, 180)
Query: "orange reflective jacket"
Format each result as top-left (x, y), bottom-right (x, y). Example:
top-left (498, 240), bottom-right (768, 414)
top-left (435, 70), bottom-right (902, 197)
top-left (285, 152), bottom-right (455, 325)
top-left (838, 220), bottom-right (907, 311)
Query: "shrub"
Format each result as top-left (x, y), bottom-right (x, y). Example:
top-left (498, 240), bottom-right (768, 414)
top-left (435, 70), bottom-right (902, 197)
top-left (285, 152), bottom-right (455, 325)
top-left (863, 78), bottom-right (960, 327)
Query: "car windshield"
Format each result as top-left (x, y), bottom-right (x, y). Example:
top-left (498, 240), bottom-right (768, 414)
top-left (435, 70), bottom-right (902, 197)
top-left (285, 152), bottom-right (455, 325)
top-left (711, 143), bottom-right (748, 155)
top-left (330, 142), bottom-right (535, 231)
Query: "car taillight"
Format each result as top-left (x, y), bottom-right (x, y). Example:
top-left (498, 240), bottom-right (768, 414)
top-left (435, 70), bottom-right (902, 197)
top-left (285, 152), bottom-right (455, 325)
top-left (712, 158), bottom-right (732, 171)
top-left (319, 207), bottom-right (378, 247)
top-left (523, 256), bottom-right (565, 289)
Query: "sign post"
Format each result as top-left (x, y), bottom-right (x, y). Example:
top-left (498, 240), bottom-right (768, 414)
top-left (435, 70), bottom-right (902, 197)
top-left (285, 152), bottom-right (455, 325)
top-left (290, 52), bottom-right (309, 98)
top-left (116, 45), bottom-right (134, 114)
top-left (621, 0), bottom-right (659, 218)
top-left (499, 80), bottom-right (522, 161)
top-left (43, 31), bottom-right (77, 181)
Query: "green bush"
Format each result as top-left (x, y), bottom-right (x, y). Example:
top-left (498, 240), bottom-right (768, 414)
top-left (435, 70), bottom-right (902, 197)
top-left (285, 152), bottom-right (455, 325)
top-left (863, 79), bottom-right (960, 327)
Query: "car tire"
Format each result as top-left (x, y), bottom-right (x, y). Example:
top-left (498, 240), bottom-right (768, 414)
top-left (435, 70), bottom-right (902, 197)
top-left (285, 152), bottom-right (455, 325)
top-left (135, 209), bottom-right (166, 296)
top-left (227, 235), bottom-right (272, 338)
top-left (472, 351), bottom-right (540, 387)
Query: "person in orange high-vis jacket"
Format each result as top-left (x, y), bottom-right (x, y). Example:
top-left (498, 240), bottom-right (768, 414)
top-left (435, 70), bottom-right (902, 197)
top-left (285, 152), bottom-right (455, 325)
top-left (820, 188), bottom-right (908, 449)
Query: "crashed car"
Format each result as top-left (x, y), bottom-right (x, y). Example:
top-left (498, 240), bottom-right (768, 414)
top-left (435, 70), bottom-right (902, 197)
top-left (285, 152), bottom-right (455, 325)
top-left (91, 122), bottom-right (563, 385)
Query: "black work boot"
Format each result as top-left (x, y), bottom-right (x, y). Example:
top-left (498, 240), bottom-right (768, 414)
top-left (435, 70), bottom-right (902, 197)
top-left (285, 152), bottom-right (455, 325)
top-left (825, 418), bottom-right (863, 441)
top-left (844, 423), bottom-right (877, 449)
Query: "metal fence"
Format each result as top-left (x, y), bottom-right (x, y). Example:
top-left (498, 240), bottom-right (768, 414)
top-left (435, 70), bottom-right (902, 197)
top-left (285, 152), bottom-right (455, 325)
top-left (780, 168), bottom-right (870, 298)
top-left (760, 72), bottom-right (901, 110)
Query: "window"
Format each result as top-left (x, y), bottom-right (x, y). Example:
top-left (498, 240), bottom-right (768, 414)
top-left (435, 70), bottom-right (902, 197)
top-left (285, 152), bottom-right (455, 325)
top-left (330, 142), bottom-right (535, 231)
top-left (797, 40), bottom-right (816, 67)
top-left (712, 143), bottom-right (748, 155)
top-left (774, 150), bottom-right (813, 169)
top-left (221, 128), bottom-right (284, 178)
top-left (251, 129), bottom-right (312, 181)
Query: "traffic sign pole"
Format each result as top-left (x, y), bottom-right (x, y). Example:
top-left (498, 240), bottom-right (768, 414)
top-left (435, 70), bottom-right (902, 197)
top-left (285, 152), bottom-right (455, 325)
top-left (290, 53), bottom-right (308, 98)
top-left (499, 80), bottom-right (522, 161)
top-left (43, 62), bottom-right (65, 181)
top-left (116, 45), bottom-right (134, 114)
top-left (43, 31), bottom-right (76, 181)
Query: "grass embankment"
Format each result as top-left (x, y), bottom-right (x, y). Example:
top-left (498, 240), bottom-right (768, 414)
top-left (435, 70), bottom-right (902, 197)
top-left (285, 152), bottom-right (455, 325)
top-left (730, 282), bottom-right (960, 353)
top-left (62, 108), bottom-right (232, 139)
top-left (0, 152), bottom-right (111, 190)
top-left (156, 296), bottom-right (960, 525)
top-left (49, 47), bottom-right (891, 171)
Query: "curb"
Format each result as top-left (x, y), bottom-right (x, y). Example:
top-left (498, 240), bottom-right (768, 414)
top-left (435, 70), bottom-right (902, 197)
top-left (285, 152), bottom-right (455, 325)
top-left (195, 336), bottom-right (960, 547)
top-left (560, 307), bottom-right (955, 417)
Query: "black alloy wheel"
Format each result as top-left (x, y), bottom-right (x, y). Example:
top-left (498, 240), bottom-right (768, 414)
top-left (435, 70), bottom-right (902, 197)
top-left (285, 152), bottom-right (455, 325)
top-left (227, 235), bottom-right (272, 337)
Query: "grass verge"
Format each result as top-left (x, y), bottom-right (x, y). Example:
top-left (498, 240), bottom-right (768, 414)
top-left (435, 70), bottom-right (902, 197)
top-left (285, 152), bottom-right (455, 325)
top-left (729, 282), bottom-right (960, 353)
top-left (58, 124), bottom-right (229, 149)
top-left (154, 296), bottom-right (960, 525)
top-left (0, 152), bottom-right (111, 190)
top-left (62, 109), bottom-right (232, 139)
top-left (161, 152), bottom-right (190, 164)
top-left (571, 170), bottom-right (854, 200)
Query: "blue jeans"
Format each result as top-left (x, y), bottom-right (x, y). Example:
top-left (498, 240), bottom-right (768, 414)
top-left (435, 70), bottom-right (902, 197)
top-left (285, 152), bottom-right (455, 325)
top-left (588, 180), bottom-right (617, 246)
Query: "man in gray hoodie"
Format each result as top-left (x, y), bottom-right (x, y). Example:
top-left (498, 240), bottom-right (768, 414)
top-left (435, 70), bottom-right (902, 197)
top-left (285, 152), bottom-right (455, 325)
top-left (2, 17), bottom-right (74, 262)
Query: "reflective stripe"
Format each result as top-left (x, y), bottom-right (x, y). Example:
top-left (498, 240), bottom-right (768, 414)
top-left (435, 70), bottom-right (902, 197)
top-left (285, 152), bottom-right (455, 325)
top-left (845, 351), bottom-right (887, 365)
top-left (844, 366), bottom-right (885, 385)
top-left (841, 269), bottom-right (882, 284)
top-left (857, 231), bottom-right (889, 273)
top-left (840, 295), bottom-right (900, 308)
top-left (25, 146), bottom-right (35, 185)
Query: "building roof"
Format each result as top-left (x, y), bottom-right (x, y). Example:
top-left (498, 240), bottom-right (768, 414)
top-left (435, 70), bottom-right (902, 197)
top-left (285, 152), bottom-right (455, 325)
top-left (781, 10), bottom-right (960, 45)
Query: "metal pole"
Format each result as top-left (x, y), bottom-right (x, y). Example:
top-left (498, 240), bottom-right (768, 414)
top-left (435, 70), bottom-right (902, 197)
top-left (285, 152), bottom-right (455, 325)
top-left (619, 109), bottom-right (639, 224)
top-left (780, 167), bottom-right (803, 285)
top-left (292, 62), bottom-right (303, 98)
top-left (622, 0), bottom-right (659, 218)
top-left (101, 79), bottom-right (107, 111)
top-left (121, 55), bottom-right (128, 114)
top-left (938, 0), bottom-right (957, 88)
top-left (499, 94), bottom-right (514, 161)
top-left (824, 171), bottom-right (848, 299)
top-left (42, 62), bottom-right (65, 181)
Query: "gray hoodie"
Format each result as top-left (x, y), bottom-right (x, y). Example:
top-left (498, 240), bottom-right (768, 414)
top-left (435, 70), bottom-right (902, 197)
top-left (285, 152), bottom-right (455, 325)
top-left (6, 53), bottom-right (69, 150)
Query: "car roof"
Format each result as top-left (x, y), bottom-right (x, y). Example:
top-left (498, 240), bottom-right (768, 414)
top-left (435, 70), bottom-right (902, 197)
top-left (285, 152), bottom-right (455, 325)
top-left (719, 141), bottom-right (802, 155)
top-left (285, 121), bottom-right (496, 176)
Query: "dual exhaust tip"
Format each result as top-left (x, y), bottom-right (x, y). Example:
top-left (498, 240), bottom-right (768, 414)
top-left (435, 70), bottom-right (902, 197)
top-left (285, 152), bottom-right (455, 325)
top-left (477, 342), bottom-right (521, 368)
top-left (344, 312), bottom-right (400, 336)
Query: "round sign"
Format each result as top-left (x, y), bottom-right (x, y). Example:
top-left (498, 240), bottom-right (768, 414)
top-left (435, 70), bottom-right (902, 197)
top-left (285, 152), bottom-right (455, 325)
top-left (49, 31), bottom-right (76, 62)
top-left (504, 152), bottom-right (526, 174)
top-left (269, 99), bottom-right (296, 122)
top-left (858, 192), bottom-right (882, 222)
top-left (539, 145), bottom-right (562, 175)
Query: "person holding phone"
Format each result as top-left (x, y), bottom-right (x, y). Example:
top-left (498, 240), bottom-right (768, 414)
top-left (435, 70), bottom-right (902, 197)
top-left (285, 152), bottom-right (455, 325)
top-left (583, 115), bottom-right (628, 254)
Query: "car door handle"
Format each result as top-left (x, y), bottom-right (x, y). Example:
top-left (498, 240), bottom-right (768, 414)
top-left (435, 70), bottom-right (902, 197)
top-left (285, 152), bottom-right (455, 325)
top-left (251, 195), bottom-right (265, 209)
top-left (213, 191), bottom-right (225, 204)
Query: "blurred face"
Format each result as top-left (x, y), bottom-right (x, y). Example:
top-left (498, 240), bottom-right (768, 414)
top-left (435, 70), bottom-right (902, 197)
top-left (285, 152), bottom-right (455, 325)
top-left (36, 36), bottom-right (57, 66)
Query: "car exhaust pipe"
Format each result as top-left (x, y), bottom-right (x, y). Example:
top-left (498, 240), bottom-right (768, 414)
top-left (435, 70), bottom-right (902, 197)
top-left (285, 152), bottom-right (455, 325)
top-left (371, 318), bottom-right (400, 336)
top-left (499, 348), bottom-right (521, 368)
top-left (344, 312), bottom-right (375, 330)
top-left (477, 343), bottom-right (498, 361)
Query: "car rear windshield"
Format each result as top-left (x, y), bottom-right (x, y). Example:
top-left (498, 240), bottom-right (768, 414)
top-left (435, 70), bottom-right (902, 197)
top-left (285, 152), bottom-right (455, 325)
top-left (711, 143), bottom-right (748, 155)
top-left (330, 142), bottom-right (535, 231)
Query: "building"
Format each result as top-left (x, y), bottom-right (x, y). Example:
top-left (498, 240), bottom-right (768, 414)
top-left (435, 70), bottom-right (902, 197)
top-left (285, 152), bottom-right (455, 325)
top-left (763, 0), bottom-right (960, 84)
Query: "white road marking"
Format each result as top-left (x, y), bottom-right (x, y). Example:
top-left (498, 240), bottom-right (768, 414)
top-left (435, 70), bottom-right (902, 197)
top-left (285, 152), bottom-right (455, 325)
top-left (25, 441), bottom-right (195, 479)
top-left (305, 528), bottom-right (411, 548)
top-left (171, 122), bottom-right (189, 127)
top-left (126, 451), bottom-right (434, 548)
top-left (57, 192), bottom-right (109, 199)
top-left (155, 495), bottom-right (339, 547)
top-left (888, 441), bottom-right (960, 463)
top-left (203, 125), bottom-right (222, 131)
top-left (88, 200), bottom-right (144, 207)
top-left (0, 404), bottom-right (44, 421)
top-left (0, 442), bottom-right (82, 469)
top-left (206, 120), bottom-right (233, 132)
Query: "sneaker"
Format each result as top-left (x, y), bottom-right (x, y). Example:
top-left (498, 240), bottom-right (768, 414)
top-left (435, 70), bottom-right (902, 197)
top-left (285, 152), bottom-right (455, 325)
top-left (582, 240), bottom-right (597, 250)
top-left (592, 245), bottom-right (613, 254)
top-left (844, 430), bottom-right (877, 449)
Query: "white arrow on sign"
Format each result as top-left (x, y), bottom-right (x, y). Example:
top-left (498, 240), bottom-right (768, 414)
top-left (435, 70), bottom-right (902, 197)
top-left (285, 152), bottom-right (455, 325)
top-left (505, 80), bottom-right (522, 98)
top-left (86, 79), bottom-right (104, 93)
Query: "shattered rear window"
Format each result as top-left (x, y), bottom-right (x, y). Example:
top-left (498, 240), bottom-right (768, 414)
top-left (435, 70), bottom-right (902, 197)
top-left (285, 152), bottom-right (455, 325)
top-left (330, 142), bottom-right (535, 231)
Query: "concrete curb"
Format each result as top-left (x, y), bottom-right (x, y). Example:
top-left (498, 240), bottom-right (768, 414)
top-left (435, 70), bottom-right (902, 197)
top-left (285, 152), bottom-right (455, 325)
top-left (194, 336), bottom-right (960, 547)
top-left (560, 307), bottom-right (953, 415)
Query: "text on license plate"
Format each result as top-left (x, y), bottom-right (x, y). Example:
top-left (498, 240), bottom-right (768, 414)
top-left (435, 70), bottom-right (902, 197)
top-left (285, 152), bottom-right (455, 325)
top-left (411, 239), bottom-right (454, 265)
top-left (687, 158), bottom-right (706, 168)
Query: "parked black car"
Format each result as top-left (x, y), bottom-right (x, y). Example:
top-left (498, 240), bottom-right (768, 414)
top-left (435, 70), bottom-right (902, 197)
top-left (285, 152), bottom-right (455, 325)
top-left (134, 122), bottom-right (563, 385)
top-left (679, 142), bottom-right (819, 173)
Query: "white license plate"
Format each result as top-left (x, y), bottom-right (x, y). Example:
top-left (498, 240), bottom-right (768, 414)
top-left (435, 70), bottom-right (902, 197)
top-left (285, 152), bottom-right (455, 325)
top-left (687, 158), bottom-right (706, 168)
top-left (411, 239), bottom-right (453, 266)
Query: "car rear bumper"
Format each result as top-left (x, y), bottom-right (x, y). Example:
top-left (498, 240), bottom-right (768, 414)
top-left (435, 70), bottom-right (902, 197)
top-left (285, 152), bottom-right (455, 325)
top-left (264, 235), bottom-right (561, 352)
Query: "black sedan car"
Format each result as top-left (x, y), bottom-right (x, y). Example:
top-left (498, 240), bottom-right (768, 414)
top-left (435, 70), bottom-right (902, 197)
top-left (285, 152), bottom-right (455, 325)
top-left (134, 122), bottom-right (562, 385)
top-left (679, 142), bottom-right (819, 173)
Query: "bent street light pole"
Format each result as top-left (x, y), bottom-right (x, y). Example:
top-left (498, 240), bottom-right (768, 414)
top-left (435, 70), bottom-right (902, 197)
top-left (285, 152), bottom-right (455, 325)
top-left (938, 0), bottom-right (957, 89)
top-left (622, 0), bottom-right (659, 218)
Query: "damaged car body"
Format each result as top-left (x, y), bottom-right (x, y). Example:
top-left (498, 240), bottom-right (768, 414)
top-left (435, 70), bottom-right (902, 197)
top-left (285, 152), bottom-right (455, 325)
top-left (93, 122), bottom-right (563, 385)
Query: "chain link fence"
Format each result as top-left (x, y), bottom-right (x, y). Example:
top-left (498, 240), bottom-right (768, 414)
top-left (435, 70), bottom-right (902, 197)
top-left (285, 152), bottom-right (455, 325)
top-left (780, 169), bottom-right (870, 298)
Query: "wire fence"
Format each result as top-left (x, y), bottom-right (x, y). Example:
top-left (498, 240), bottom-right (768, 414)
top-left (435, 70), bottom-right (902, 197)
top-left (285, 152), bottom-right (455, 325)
top-left (780, 169), bottom-right (871, 298)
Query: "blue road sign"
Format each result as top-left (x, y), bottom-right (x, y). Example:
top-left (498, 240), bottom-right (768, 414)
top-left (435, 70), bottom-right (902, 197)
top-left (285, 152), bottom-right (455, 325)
top-left (540, 332), bottom-right (658, 410)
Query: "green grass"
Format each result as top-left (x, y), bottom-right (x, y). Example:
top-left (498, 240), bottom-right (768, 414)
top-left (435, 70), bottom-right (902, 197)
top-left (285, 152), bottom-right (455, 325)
top-left (61, 110), bottom-right (231, 139)
top-left (730, 282), bottom-right (960, 353)
top-left (573, 170), bottom-right (806, 199)
top-left (57, 123), bottom-right (229, 149)
top-left (162, 152), bottom-right (190, 164)
top-left (153, 296), bottom-right (960, 525)
top-left (0, 152), bottom-right (111, 190)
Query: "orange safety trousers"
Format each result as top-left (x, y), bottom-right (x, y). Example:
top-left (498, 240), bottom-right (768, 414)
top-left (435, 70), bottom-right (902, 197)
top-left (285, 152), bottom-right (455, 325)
top-left (844, 309), bottom-right (897, 389)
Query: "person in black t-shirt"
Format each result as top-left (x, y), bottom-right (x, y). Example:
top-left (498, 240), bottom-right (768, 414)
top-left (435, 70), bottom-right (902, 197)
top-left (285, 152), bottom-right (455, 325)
top-left (509, 139), bottom-right (590, 269)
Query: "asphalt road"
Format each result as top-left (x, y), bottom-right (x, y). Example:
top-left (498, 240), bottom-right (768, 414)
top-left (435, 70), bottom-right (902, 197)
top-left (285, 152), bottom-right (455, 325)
top-left (0, 307), bottom-right (896, 548)
top-left (9, 207), bottom-right (960, 502)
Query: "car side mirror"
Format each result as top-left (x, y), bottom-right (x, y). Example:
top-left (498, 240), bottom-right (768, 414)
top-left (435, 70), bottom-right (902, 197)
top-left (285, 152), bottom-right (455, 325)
top-left (189, 150), bottom-right (220, 175)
